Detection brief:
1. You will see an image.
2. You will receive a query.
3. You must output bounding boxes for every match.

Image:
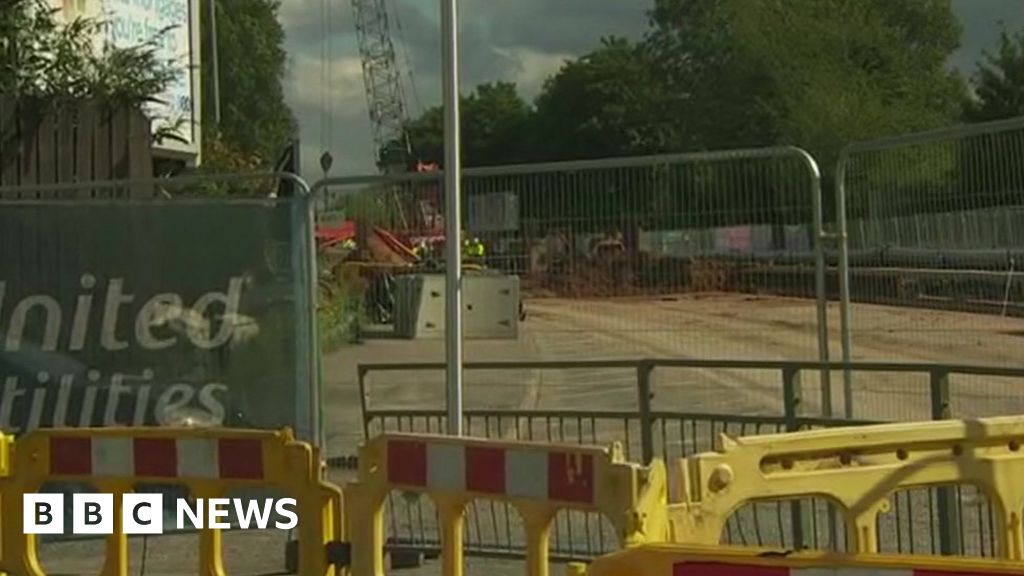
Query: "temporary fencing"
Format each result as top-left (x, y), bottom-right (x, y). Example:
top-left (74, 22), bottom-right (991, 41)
top-left (315, 148), bottom-right (833, 564)
top-left (0, 172), bottom-right (320, 445)
top-left (312, 146), bottom-right (830, 364)
top-left (355, 358), bottom-right (1024, 560)
top-left (579, 544), bottom-right (1024, 576)
top-left (343, 433), bottom-right (667, 576)
top-left (835, 116), bottom-right (1024, 416)
top-left (0, 426), bottom-right (345, 576)
top-left (0, 172), bottom-right (323, 563)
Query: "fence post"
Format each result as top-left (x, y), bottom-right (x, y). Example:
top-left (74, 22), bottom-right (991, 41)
top-left (783, 365), bottom-right (812, 550)
top-left (637, 361), bottom-right (656, 465)
top-left (930, 368), bottom-right (962, 557)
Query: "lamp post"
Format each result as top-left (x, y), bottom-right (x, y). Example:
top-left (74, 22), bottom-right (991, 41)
top-left (441, 0), bottom-right (463, 436)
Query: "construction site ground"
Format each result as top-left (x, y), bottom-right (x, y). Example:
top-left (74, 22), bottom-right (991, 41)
top-left (37, 293), bottom-right (1024, 575)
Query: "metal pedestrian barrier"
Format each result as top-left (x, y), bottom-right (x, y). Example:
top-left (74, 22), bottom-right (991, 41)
top-left (0, 427), bottom-right (345, 576)
top-left (343, 433), bottom-right (668, 576)
top-left (578, 543), bottom-right (1024, 576)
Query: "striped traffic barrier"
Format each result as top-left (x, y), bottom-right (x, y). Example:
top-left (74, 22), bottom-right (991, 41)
top-left (47, 436), bottom-right (266, 480)
top-left (384, 437), bottom-right (598, 504)
top-left (0, 427), bottom-right (345, 576)
top-left (345, 433), bottom-right (668, 576)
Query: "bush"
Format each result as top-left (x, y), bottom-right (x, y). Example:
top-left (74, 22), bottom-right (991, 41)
top-left (1, 0), bottom-right (177, 116)
top-left (317, 272), bottom-right (364, 351)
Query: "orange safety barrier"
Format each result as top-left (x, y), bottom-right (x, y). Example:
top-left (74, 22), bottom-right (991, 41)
top-left (0, 426), bottom-right (345, 576)
top-left (344, 433), bottom-right (668, 576)
top-left (577, 543), bottom-right (1024, 576)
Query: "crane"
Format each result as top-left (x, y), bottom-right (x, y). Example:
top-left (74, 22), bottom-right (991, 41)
top-left (351, 0), bottom-right (412, 173)
top-left (350, 0), bottom-right (446, 241)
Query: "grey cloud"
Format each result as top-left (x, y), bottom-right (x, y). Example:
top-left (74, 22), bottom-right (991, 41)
top-left (282, 0), bottom-right (1024, 178)
top-left (477, 0), bottom-right (650, 54)
top-left (388, 0), bottom-right (648, 103)
top-left (951, 0), bottom-right (1024, 73)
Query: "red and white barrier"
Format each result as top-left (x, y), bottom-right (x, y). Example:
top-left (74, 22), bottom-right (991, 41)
top-left (48, 436), bottom-right (265, 480)
top-left (385, 438), bottom-right (596, 504)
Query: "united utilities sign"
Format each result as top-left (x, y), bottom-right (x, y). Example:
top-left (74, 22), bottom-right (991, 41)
top-left (0, 198), bottom-right (315, 439)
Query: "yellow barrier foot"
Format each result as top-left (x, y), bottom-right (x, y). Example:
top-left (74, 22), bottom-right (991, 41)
top-left (566, 562), bottom-right (588, 576)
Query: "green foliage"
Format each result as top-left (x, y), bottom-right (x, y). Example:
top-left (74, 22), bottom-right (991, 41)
top-left (396, 1), bottom-right (967, 179)
top-left (965, 28), bottom-right (1024, 121)
top-left (339, 186), bottom-right (407, 228)
top-left (388, 82), bottom-right (532, 168)
top-left (530, 37), bottom-right (674, 161)
top-left (200, 0), bottom-right (297, 169)
top-left (0, 0), bottom-right (177, 110)
top-left (317, 265), bottom-right (365, 350)
top-left (384, 1), bottom-right (1005, 228)
top-left (645, 0), bottom-right (967, 168)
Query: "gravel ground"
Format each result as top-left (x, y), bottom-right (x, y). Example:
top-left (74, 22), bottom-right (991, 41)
top-left (36, 294), bottom-right (1024, 574)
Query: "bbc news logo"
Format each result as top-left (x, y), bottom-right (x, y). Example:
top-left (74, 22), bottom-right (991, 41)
top-left (24, 494), bottom-right (298, 534)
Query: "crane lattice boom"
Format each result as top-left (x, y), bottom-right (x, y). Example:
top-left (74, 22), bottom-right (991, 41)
top-left (352, 0), bottom-right (410, 171)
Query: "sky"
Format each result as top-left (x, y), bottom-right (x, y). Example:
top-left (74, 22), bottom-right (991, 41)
top-left (278, 0), bottom-right (1024, 179)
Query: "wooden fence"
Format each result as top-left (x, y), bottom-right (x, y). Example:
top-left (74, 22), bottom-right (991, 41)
top-left (0, 97), bottom-right (153, 199)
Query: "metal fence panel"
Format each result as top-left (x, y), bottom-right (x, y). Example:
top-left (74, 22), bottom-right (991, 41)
top-left (353, 358), bottom-right (1024, 560)
top-left (0, 173), bottom-right (318, 539)
top-left (836, 117), bottom-right (1024, 411)
top-left (313, 147), bottom-right (828, 366)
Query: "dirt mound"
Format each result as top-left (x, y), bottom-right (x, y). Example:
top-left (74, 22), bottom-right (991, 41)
top-left (525, 255), bottom-right (737, 299)
top-left (689, 258), bottom-right (734, 292)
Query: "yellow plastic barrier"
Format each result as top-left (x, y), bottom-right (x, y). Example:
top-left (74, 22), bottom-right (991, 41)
top-left (668, 414), bottom-right (1024, 560)
top-left (579, 543), bottom-right (1024, 576)
top-left (0, 426), bottom-right (345, 576)
top-left (345, 433), bottom-right (668, 576)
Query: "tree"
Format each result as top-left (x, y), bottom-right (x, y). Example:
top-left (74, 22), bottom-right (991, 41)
top-left (952, 28), bottom-right (1024, 215)
top-left (0, 0), bottom-right (176, 108)
top-left (646, 1), bottom-right (966, 163)
top-left (389, 82), bottom-right (532, 168)
top-left (965, 28), bottom-right (1024, 122)
top-left (199, 0), bottom-right (297, 169)
top-left (530, 37), bottom-right (675, 161)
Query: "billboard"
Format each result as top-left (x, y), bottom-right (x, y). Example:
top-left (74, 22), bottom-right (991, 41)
top-left (54, 0), bottom-right (201, 162)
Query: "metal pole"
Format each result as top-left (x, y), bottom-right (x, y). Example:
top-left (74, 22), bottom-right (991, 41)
top-left (800, 148), bottom-right (833, 417)
top-left (208, 0), bottom-right (221, 125)
top-left (836, 153), bottom-right (854, 419)
top-left (441, 0), bottom-right (463, 436)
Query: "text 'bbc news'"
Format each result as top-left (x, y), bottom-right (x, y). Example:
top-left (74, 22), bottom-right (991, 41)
top-left (23, 494), bottom-right (297, 534)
